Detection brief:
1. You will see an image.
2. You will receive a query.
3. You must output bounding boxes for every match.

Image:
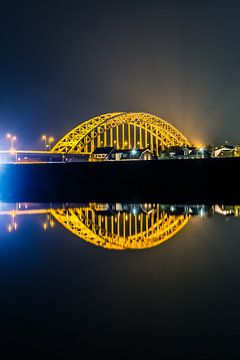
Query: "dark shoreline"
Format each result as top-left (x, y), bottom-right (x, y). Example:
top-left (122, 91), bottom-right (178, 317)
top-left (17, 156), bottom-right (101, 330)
top-left (0, 157), bottom-right (239, 203)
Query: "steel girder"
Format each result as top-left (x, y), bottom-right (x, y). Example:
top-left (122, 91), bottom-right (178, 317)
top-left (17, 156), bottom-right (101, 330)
top-left (51, 112), bottom-right (191, 154)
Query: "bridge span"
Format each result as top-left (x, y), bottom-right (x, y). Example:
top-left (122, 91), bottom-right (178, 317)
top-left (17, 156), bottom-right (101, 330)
top-left (51, 112), bottom-right (190, 156)
top-left (1, 112), bottom-right (191, 162)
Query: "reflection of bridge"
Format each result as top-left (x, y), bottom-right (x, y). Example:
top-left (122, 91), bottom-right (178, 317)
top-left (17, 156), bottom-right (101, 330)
top-left (0, 203), bottom-right (191, 250)
top-left (51, 204), bottom-right (190, 249)
top-left (51, 112), bottom-right (191, 156)
top-left (2, 203), bottom-right (240, 249)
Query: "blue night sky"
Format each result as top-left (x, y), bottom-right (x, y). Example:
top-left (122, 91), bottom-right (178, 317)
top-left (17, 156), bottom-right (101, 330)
top-left (1, 0), bottom-right (240, 149)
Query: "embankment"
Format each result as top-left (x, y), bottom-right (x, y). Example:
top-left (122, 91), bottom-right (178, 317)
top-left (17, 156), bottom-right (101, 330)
top-left (0, 158), bottom-right (239, 203)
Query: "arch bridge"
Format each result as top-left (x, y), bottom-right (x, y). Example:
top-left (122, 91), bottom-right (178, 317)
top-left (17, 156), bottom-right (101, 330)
top-left (51, 112), bottom-right (190, 156)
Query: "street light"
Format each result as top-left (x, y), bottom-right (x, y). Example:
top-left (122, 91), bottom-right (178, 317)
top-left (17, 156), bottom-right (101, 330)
top-left (48, 137), bottom-right (54, 150)
top-left (6, 133), bottom-right (17, 152)
top-left (41, 135), bottom-right (47, 150)
top-left (41, 135), bottom-right (54, 151)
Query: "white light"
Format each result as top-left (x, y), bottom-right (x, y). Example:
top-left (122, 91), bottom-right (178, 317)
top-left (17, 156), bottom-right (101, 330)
top-left (199, 208), bottom-right (205, 217)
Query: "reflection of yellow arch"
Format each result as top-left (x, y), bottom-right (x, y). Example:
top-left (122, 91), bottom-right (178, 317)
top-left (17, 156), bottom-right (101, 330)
top-left (51, 112), bottom-right (190, 155)
top-left (50, 205), bottom-right (190, 250)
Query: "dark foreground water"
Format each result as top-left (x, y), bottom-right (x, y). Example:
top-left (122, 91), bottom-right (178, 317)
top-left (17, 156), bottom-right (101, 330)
top-left (1, 202), bottom-right (240, 359)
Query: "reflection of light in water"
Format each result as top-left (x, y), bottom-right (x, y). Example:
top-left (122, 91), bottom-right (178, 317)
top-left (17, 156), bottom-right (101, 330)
top-left (2, 203), bottom-right (240, 250)
top-left (50, 203), bottom-right (190, 250)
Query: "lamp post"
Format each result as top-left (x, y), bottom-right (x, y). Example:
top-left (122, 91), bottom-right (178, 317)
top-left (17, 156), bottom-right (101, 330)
top-left (6, 134), bottom-right (17, 162)
top-left (41, 135), bottom-right (54, 151)
top-left (6, 133), bottom-right (17, 151)
top-left (48, 137), bottom-right (54, 150)
top-left (41, 135), bottom-right (47, 150)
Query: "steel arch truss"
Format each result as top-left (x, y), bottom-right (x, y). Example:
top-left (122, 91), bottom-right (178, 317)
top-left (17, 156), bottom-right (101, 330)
top-left (50, 205), bottom-right (190, 250)
top-left (51, 112), bottom-right (190, 155)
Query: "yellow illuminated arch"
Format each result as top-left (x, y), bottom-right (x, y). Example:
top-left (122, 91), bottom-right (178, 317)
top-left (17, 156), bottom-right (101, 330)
top-left (50, 204), bottom-right (190, 250)
top-left (51, 112), bottom-right (190, 155)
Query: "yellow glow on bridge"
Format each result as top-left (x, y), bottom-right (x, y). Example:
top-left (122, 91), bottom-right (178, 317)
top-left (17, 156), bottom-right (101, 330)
top-left (51, 112), bottom-right (191, 156)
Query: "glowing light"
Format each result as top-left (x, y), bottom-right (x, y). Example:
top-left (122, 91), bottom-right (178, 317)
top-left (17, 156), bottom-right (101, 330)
top-left (132, 207), bottom-right (137, 215)
top-left (41, 135), bottom-right (55, 151)
top-left (10, 148), bottom-right (16, 155)
top-left (51, 112), bottom-right (190, 156)
top-left (50, 220), bottom-right (55, 228)
top-left (6, 133), bottom-right (17, 153)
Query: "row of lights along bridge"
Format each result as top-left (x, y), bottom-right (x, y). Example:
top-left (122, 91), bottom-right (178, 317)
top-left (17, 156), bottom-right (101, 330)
top-left (41, 135), bottom-right (55, 151)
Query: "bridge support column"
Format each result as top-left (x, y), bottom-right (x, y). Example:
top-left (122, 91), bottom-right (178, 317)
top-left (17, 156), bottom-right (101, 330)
top-left (122, 124), bottom-right (125, 148)
top-left (150, 125), bottom-right (154, 152)
top-left (116, 126), bottom-right (119, 148)
top-left (145, 127), bottom-right (148, 148)
top-left (133, 123), bottom-right (137, 148)
top-left (139, 126), bottom-right (143, 148)
top-left (110, 128), bottom-right (113, 146)
top-left (128, 123), bottom-right (131, 148)
top-left (104, 124), bottom-right (107, 147)
top-left (97, 128), bottom-right (101, 148)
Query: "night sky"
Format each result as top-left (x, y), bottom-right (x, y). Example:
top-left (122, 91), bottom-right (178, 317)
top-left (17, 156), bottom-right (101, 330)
top-left (1, 0), bottom-right (240, 149)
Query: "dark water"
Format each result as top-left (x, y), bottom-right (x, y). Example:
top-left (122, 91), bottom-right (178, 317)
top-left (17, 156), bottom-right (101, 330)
top-left (1, 202), bottom-right (240, 358)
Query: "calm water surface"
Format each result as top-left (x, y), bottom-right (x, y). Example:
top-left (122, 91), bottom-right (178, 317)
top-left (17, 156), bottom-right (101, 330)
top-left (0, 202), bottom-right (240, 358)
